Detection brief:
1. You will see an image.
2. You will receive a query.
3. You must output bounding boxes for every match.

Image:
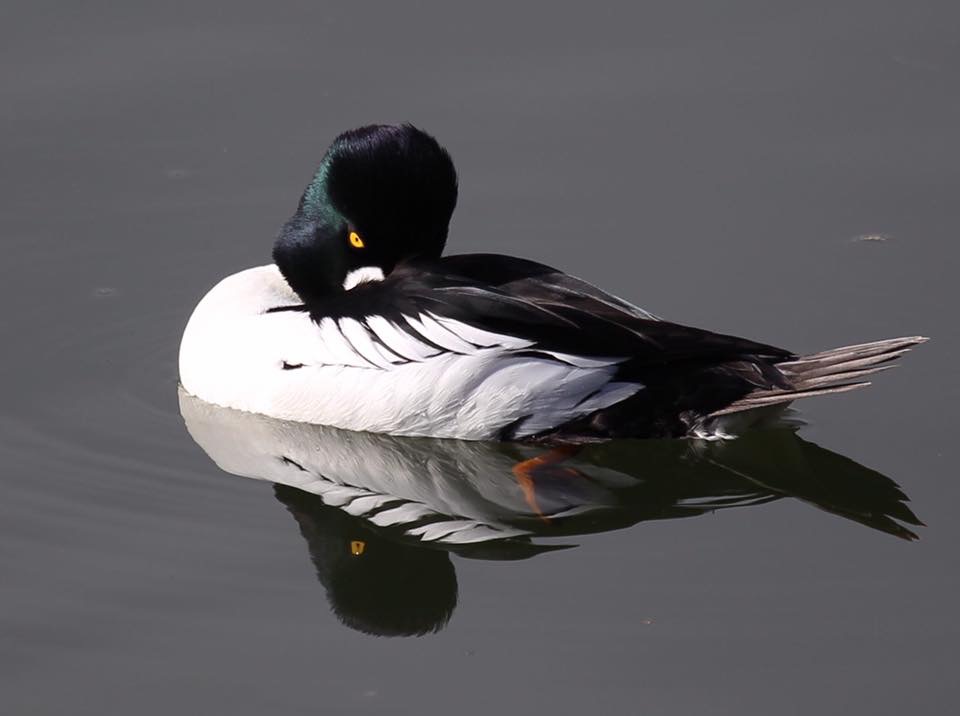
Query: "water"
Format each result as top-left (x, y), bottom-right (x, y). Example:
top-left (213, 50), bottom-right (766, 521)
top-left (3, 2), bottom-right (958, 714)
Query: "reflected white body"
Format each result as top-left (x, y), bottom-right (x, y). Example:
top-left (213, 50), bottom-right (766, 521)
top-left (179, 391), bottom-right (633, 544)
top-left (179, 265), bottom-right (640, 439)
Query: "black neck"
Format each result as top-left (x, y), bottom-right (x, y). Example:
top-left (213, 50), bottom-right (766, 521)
top-left (273, 215), bottom-right (347, 303)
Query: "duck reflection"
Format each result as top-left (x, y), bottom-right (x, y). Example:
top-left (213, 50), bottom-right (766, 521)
top-left (179, 389), bottom-right (921, 637)
top-left (276, 486), bottom-right (459, 637)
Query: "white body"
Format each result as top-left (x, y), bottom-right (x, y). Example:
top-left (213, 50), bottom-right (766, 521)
top-left (179, 265), bottom-right (641, 440)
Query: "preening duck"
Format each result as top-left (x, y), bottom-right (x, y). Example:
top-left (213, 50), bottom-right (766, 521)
top-left (179, 124), bottom-right (926, 442)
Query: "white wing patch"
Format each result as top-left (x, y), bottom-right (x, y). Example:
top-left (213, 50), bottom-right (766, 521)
top-left (315, 317), bottom-right (374, 368)
top-left (364, 315), bottom-right (440, 362)
top-left (403, 313), bottom-right (479, 354)
top-left (337, 317), bottom-right (397, 369)
top-left (538, 351), bottom-right (627, 368)
top-left (304, 311), bottom-right (621, 374)
top-left (285, 311), bottom-right (642, 438)
top-left (432, 314), bottom-right (532, 349)
top-left (306, 312), bottom-right (535, 369)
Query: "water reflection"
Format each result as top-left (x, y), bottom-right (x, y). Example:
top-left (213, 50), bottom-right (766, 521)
top-left (179, 389), bottom-right (921, 637)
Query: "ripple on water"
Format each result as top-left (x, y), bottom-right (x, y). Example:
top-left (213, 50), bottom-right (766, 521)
top-left (0, 297), bottom-right (265, 547)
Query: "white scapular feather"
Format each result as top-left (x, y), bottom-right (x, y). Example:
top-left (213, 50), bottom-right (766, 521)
top-left (403, 313), bottom-right (479, 354)
top-left (365, 314), bottom-right (439, 361)
top-left (432, 314), bottom-right (532, 349)
top-left (316, 317), bottom-right (375, 368)
top-left (337, 317), bottom-right (396, 369)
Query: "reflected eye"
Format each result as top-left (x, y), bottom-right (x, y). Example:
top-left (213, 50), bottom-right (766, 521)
top-left (348, 231), bottom-right (365, 249)
top-left (350, 540), bottom-right (366, 556)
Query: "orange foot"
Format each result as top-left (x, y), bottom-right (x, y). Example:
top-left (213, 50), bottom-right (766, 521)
top-left (511, 445), bottom-right (583, 522)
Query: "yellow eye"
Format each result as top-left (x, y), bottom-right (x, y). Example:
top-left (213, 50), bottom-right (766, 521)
top-left (350, 540), bottom-right (366, 556)
top-left (349, 231), bottom-right (365, 249)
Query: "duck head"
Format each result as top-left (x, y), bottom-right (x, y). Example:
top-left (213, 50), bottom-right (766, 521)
top-left (273, 124), bottom-right (458, 303)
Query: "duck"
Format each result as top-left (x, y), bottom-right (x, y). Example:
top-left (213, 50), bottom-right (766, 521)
top-left (179, 124), bottom-right (926, 443)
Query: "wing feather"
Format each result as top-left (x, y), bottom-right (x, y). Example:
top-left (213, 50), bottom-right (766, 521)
top-left (338, 318), bottom-right (397, 369)
top-left (316, 317), bottom-right (375, 368)
top-left (402, 314), bottom-right (478, 354)
top-left (299, 253), bottom-right (792, 374)
top-left (365, 315), bottom-right (440, 362)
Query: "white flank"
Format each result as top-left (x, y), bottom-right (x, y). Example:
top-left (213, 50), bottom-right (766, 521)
top-left (178, 264), bottom-right (643, 440)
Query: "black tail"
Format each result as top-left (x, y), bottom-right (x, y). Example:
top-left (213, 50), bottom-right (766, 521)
top-left (710, 336), bottom-right (928, 417)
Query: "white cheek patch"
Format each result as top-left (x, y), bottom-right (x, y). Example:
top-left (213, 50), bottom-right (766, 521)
top-left (343, 266), bottom-right (385, 290)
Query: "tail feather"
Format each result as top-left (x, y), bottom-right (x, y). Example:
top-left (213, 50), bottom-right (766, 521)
top-left (710, 336), bottom-right (927, 418)
top-left (779, 350), bottom-right (912, 380)
top-left (778, 336), bottom-right (923, 374)
top-left (789, 363), bottom-right (895, 390)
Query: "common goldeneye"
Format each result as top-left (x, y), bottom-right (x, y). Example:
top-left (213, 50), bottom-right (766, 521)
top-left (179, 124), bottom-right (925, 442)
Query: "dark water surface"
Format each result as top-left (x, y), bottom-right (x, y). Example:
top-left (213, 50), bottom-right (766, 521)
top-left (3, 2), bottom-right (959, 714)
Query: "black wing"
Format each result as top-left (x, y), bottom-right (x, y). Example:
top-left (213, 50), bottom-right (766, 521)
top-left (311, 253), bottom-right (794, 366)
